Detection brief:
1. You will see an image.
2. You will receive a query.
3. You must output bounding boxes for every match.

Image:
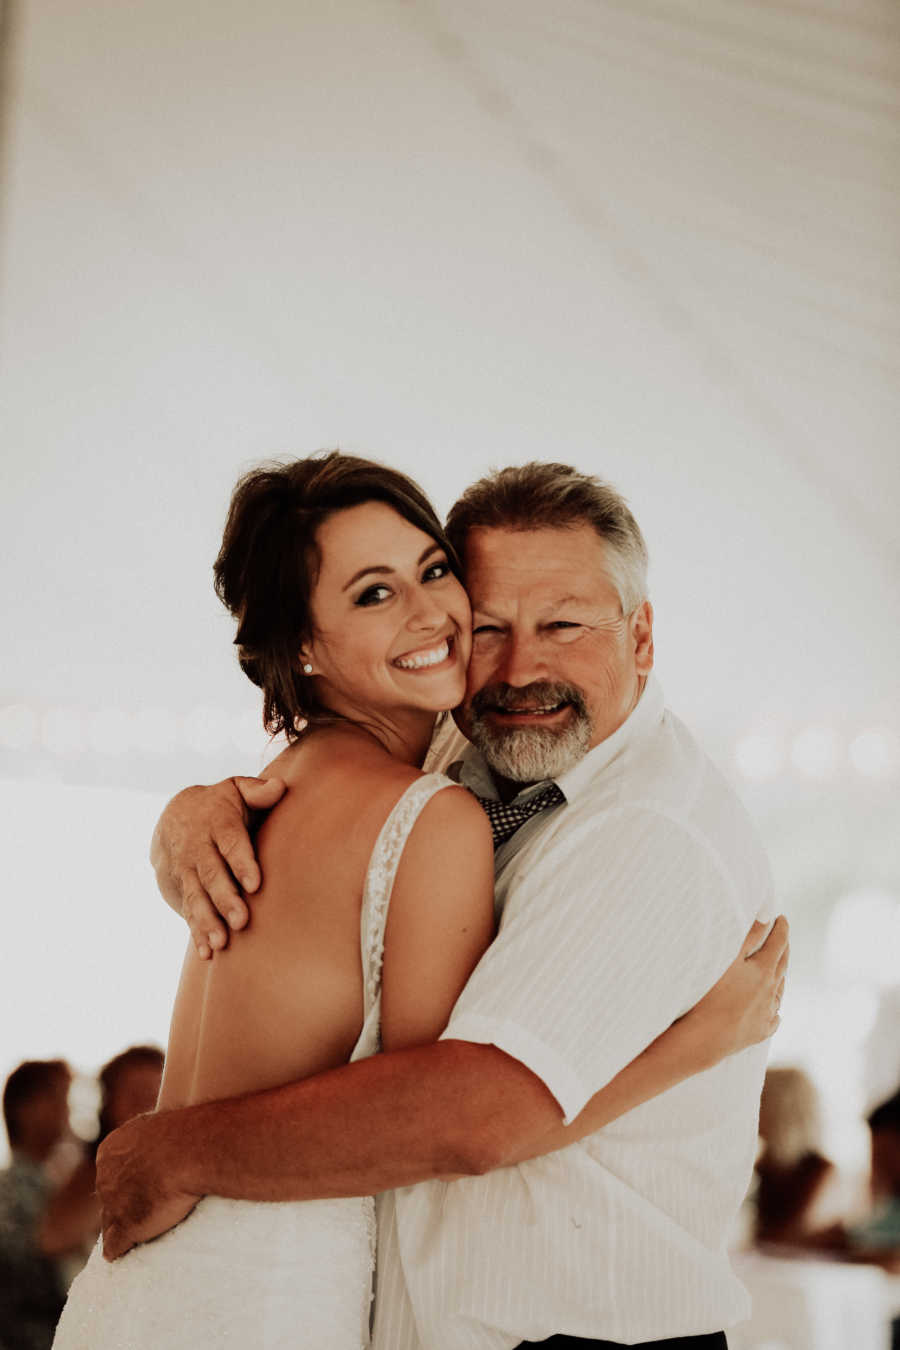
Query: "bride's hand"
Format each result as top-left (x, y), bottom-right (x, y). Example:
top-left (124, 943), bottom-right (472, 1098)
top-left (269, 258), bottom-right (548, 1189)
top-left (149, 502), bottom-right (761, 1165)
top-left (683, 915), bottom-right (789, 1065)
top-left (97, 1113), bottom-right (199, 1261)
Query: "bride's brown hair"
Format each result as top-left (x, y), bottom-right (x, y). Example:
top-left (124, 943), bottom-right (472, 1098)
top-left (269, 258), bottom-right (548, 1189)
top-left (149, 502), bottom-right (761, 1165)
top-left (214, 452), bottom-right (461, 739)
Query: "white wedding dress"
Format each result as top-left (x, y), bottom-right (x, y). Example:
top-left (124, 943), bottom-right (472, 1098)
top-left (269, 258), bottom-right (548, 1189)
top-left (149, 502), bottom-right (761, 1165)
top-left (53, 774), bottom-right (454, 1350)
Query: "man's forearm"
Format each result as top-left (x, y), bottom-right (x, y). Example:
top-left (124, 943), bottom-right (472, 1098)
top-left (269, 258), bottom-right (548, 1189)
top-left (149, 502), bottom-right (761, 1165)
top-left (153, 1040), bottom-right (561, 1203)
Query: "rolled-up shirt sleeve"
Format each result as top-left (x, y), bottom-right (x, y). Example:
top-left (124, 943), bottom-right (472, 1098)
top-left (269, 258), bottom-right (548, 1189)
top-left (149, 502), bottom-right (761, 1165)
top-left (440, 806), bottom-right (754, 1123)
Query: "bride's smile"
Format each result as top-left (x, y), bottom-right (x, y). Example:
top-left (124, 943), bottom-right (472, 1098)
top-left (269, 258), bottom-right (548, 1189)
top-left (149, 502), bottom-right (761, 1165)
top-left (392, 634), bottom-right (454, 671)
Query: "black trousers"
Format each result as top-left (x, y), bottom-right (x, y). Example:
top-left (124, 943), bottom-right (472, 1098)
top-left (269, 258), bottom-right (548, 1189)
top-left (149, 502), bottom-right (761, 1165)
top-left (515, 1334), bottom-right (728, 1349)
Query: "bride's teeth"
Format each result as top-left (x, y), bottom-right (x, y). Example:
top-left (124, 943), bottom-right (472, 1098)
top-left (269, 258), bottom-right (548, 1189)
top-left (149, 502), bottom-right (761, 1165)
top-left (396, 639), bottom-right (450, 670)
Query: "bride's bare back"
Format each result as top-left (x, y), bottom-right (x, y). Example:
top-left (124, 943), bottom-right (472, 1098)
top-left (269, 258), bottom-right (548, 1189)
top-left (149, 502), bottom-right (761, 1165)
top-left (158, 725), bottom-right (494, 1111)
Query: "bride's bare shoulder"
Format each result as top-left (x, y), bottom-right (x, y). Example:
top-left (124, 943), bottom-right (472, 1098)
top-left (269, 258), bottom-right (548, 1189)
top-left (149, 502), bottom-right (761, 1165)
top-left (265, 726), bottom-right (423, 823)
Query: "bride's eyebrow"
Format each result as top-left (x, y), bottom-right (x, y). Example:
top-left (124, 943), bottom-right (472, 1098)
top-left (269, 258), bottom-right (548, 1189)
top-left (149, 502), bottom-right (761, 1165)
top-left (342, 543), bottom-right (443, 592)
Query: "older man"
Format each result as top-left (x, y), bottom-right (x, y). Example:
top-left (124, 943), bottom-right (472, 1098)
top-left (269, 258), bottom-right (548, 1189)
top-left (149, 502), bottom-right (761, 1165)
top-left (101, 463), bottom-right (785, 1349)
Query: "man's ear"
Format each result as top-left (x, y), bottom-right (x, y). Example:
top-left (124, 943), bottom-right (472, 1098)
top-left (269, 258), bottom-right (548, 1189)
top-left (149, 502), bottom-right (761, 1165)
top-left (632, 601), bottom-right (654, 675)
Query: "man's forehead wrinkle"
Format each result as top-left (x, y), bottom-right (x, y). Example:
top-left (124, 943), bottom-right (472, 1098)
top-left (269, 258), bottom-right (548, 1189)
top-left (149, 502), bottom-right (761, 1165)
top-left (552, 594), bottom-right (594, 610)
top-left (471, 587), bottom-right (607, 617)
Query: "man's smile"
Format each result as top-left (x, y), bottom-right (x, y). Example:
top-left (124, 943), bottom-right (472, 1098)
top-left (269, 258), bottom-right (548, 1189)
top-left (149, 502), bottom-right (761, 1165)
top-left (482, 701), bottom-right (574, 726)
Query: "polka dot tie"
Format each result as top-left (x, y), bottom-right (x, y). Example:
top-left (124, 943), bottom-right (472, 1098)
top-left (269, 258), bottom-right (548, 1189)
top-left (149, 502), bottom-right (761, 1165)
top-left (474, 782), bottom-right (566, 850)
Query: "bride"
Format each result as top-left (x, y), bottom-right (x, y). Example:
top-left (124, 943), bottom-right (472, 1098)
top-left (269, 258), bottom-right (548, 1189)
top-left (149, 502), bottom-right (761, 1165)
top-left (54, 452), bottom-right (782, 1349)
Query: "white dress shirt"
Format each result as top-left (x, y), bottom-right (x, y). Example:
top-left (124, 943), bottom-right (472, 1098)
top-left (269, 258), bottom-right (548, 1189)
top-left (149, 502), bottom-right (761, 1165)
top-left (372, 677), bottom-right (773, 1349)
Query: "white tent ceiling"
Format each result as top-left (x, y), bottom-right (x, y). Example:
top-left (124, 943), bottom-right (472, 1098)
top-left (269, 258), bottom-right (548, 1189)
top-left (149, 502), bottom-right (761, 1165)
top-left (2, 0), bottom-right (898, 790)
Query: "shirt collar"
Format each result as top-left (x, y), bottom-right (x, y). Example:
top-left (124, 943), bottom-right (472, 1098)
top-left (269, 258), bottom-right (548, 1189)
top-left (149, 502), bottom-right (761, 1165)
top-left (555, 673), bottom-right (664, 801)
top-left (449, 744), bottom-right (503, 799)
top-left (450, 744), bottom-right (559, 806)
top-left (449, 674), bottom-right (664, 804)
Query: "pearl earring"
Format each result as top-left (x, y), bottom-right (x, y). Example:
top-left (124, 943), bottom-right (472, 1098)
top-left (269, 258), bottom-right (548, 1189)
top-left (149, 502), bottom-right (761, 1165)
top-left (302, 663), bottom-right (313, 675)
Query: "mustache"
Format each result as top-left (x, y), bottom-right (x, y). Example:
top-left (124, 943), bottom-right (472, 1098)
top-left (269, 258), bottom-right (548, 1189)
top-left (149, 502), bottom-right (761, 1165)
top-left (471, 680), bottom-right (588, 718)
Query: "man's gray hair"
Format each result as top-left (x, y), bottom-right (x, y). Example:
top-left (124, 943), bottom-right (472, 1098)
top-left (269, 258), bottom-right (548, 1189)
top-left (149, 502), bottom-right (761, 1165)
top-left (445, 462), bottom-right (649, 613)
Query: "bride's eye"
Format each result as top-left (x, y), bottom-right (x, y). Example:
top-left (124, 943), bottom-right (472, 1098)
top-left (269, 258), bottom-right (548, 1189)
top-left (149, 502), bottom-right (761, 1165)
top-left (355, 584), bottom-right (392, 607)
top-left (422, 559), bottom-right (450, 583)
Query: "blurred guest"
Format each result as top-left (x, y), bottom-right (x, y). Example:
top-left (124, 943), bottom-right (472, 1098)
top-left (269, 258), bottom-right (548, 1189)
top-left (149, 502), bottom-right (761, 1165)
top-left (845, 1088), bottom-right (900, 1270)
top-left (0, 1061), bottom-right (71, 1350)
top-left (39, 1046), bottom-right (165, 1286)
top-left (755, 1065), bottom-right (842, 1245)
top-left (96, 1045), bottom-right (163, 1143)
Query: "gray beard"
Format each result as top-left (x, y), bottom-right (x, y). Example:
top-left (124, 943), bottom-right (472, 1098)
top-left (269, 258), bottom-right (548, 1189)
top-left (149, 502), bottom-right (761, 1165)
top-left (469, 685), bottom-right (593, 782)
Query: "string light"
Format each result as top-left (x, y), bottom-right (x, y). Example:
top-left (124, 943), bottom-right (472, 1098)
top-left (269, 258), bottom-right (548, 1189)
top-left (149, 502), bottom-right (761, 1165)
top-left (4, 701), bottom-right (899, 781)
top-left (1, 701), bottom-right (264, 757)
top-left (790, 726), bottom-right (839, 780)
top-left (88, 708), bottom-right (133, 756)
top-left (825, 889), bottom-right (900, 988)
top-left (734, 731), bottom-right (783, 783)
top-left (41, 706), bottom-right (87, 755)
top-left (132, 707), bottom-right (178, 756)
top-left (849, 728), bottom-right (896, 780)
top-left (182, 705), bottom-right (229, 755)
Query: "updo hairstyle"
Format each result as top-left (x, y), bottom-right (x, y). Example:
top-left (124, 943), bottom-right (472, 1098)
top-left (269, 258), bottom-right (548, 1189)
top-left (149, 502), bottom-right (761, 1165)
top-left (214, 452), bottom-right (460, 739)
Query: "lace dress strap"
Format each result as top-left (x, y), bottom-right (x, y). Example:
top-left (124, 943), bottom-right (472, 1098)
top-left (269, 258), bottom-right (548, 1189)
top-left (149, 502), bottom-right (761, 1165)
top-left (350, 773), bottom-right (456, 1062)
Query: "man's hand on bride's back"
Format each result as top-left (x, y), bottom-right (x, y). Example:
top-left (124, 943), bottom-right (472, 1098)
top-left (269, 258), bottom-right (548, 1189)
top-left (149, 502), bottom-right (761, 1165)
top-left (150, 775), bottom-right (286, 959)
